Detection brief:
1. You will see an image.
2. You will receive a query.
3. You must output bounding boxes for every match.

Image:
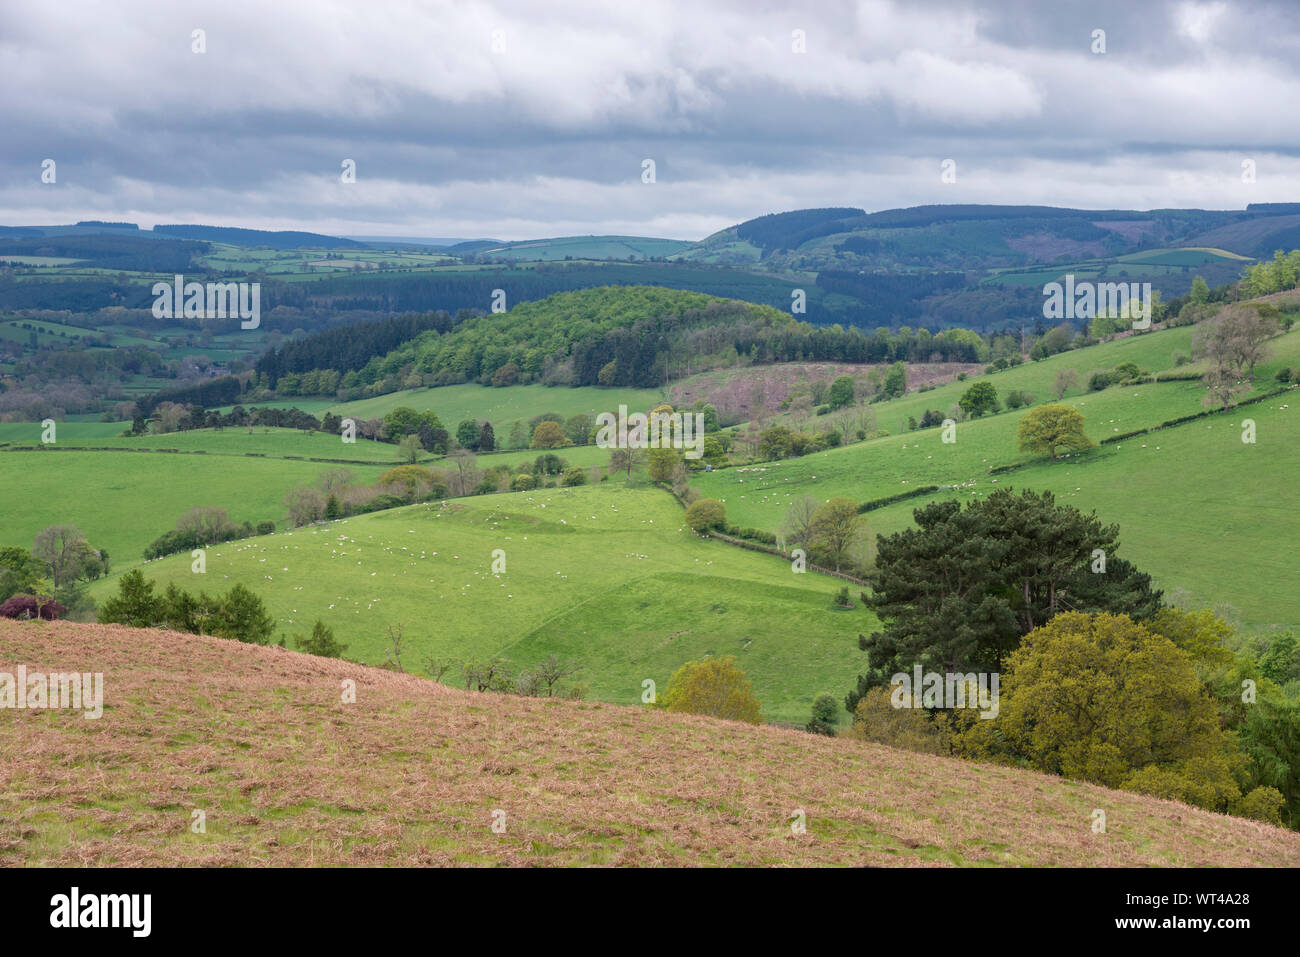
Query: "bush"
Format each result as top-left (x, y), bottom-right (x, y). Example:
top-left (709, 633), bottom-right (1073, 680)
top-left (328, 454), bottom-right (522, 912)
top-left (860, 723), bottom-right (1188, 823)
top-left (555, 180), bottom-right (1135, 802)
top-left (532, 453), bottom-right (566, 475)
top-left (806, 692), bottom-right (839, 735)
top-left (1088, 370), bottom-right (1115, 391)
top-left (846, 687), bottom-right (946, 754)
top-left (661, 655), bottom-right (763, 723)
top-left (512, 473), bottom-right (536, 491)
top-left (0, 593), bottom-right (66, 620)
top-left (356, 493), bottom-right (407, 513)
top-left (1277, 367), bottom-right (1293, 383)
top-left (295, 619), bottom-right (347, 658)
top-left (559, 466), bottom-right (587, 487)
top-left (684, 498), bottom-right (727, 532)
top-left (255, 521), bottom-right (276, 536)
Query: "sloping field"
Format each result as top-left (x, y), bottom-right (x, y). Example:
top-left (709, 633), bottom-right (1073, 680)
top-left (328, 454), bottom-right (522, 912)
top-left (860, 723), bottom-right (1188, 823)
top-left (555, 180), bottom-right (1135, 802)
top-left (691, 328), bottom-right (1300, 629)
top-left (0, 449), bottom-right (391, 561)
top-left (856, 397), bottom-right (1300, 631)
top-left (86, 485), bottom-right (868, 724)
top-left (0, 425), bottom-right (416, 463)
top-left (2, 620), bottom-right (1297, 866)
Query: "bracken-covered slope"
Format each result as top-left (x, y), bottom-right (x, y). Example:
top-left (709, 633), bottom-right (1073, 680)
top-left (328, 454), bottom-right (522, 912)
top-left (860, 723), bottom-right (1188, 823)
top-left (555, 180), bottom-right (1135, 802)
top-left (2, 621), bottom-right (1298, 867)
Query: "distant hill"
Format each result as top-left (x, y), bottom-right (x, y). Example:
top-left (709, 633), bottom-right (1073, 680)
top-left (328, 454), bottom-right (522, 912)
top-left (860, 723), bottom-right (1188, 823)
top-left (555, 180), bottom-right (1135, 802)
top-left (262, 284), bottom-right (791, 389)
top-left (0, 233), bottom-right (207, 272)
top-left (152, 224), bottom-right (365, 249)
top-left (456, 235), bottom-right (693, 261)
top-left (345, 235), bottom-right (499, 247)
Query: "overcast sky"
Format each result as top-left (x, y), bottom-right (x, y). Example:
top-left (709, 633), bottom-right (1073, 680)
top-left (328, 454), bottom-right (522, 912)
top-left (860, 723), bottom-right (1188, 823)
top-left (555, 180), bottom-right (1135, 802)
top-left (3, 0), bottom-right (1299, 241)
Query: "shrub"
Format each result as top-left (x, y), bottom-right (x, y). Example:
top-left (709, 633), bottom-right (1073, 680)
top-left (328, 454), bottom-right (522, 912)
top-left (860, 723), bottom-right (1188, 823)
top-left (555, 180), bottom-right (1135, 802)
top-left (532, 453), bottom-right (566, 475)
top-left (661, 655), bottom-right (763, 723)
top-left (806, 692), bottom-right (839, 735)
top-left (846, 686), bottom-right (946, 754)
top-left (295, 619), bottom-right (348, 658)
top-left (210, 583), bottom-right (275, 645)
top-left (1277, 367), bottom-right (1293, 383)
top-left (358, 493), bottom-right (408, 513)
top-left (255, 521), bottom-right (276, 536)
top-left (512, 473), bottom-right (536, 491)
top-left (0, 593), bottom-right (66, 620)
top-left (1003, 389), bottom-right (1033, 409)
top-left (684, 498), bottom-right (727, 533)
top-left (1088, 370), bottom-right (1115, 391)
top-left (560, 466), bottom-right (587, 486)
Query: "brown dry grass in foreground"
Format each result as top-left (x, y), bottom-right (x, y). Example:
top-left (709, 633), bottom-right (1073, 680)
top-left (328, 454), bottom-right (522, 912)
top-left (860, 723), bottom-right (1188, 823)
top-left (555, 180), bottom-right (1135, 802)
top-left (2, 620), bottom-right (1298, 867)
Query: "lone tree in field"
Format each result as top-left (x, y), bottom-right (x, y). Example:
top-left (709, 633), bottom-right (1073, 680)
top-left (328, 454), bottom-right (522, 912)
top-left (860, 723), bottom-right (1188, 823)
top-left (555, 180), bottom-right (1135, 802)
top-left (1193, 303), bottom-right (1279, 380)
top-left (808, 497), bottom-right (865, 572)
top-left (1016, 403), bottom-right (1094, 460)
top-left (608, 446), bottom-right (646, 479)
top-left (1052, 368), bottom-right (1079, 400)
top-left (398, 433), bottom-right (421, 463)
top-left (661, 655), bottom-right (763, 724)
top-left (958, 381), bottom-right (1000, 418)
top-left (684, 497), bottom-right (726, 532)
top-left (780, 495), bottom-right (820, 550)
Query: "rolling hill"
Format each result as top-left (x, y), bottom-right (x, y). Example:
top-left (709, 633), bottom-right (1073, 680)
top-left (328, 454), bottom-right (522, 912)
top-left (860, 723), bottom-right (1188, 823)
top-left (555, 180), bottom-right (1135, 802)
top-left (3, 618), bottom-right (1297, 866)
top-left (690, 325), bottom-right (1300, 630)
top-left (84, 484), bottom-right (870, 725)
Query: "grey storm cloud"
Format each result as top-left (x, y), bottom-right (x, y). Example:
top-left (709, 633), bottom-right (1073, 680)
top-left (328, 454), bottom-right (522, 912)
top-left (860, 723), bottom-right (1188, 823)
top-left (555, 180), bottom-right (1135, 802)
top-left (2, 0), bottom-right (1299, 239)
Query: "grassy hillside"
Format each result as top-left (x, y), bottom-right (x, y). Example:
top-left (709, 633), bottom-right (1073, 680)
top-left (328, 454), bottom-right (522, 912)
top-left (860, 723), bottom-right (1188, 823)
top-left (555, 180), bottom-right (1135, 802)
top-left (0, 425), bottom-right (420, 463)
top-left (3, 619), bottom-right (1297, 866)
top-left (856, 397), bottom-right (1299, 631)
top-left (0, 450), bottom-right (390, 561)
top-left (691, 326), bottom-right (1300, 630)
top-left (86, 484), bottom-right (868, 725)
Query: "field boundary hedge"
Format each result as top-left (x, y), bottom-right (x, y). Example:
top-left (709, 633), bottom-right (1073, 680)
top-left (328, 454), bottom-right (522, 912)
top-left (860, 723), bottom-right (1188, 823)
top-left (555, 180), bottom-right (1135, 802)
top-left (1099, 385), bottom-right (1293, 445)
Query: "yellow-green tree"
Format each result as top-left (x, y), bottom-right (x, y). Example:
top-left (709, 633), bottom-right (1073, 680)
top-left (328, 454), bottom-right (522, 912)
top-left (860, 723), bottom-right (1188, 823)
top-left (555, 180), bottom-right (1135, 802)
top-left (1016, 403), bottom-right (1094, 460)
top-left (661, 655), bottom-right (763, 724)
top-left (648, 447), bottom-right (680, 482)
top-left (379, 464), bottom-right (434, 499)
top-left (809, 497), bottom-right (864, 571)
top-left (955, 611), bottom-right (1271, 816)
top-left (846, 686), bottom-right (947, 754)
top-left (530, 420), bottom-right (571, 449)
